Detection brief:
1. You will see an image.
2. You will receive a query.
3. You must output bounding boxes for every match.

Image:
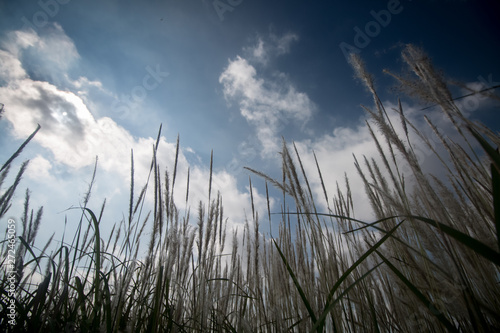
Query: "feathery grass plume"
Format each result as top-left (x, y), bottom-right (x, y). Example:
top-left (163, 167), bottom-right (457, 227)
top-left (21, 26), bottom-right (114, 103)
top-left (0, 164), bottom-right (9, 197)
top-left (386, 44), bottom-right (479, 158)
top-left (349, 53), bottom-right (379, 110)
top-left (401, 44), bottom-right (453, 107)
top-left (0, 160), bottom-right (29, 219)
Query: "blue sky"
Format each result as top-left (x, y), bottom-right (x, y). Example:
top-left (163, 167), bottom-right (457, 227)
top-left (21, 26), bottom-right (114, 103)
top-left (1, 0), bottom-right (499, 249)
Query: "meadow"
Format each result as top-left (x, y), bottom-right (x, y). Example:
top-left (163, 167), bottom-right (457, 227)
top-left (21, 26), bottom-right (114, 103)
top-left (1, 44), bottom-right (499, 332)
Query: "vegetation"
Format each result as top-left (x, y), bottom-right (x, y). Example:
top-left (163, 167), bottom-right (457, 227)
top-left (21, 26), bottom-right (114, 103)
top-left (1, 44), bottom-right (499, 332)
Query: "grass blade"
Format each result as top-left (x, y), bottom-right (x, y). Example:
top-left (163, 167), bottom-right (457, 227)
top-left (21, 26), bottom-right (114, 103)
top-left (272, 239), bottom-right (317, 327)
top-left (18, 236), bottom-right (42, 272)
top-left (375, 250), bottom-right (459, 332)
top-left (82, 207), bottom-right (102, 325)
top-left (468, 126), bottom-right (500, 171)
top-left (313, 220), bottom-right (404, 332)
top-left (407, 215), bottom-right (500, 266)
top-left (492, 163), bottom-right (500, 251)
top-left (340, 213), bottom-right (500, 267)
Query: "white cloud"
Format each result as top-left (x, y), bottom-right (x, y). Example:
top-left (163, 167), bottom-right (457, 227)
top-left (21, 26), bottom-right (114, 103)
top-left (0, 25), bottom-right (161, 180)
top-left (1, 24), bottom-right (79, 84)
top-left (1, 29), bottom-right (39, 58)
top-left (243, 32), bottom-right (299, 65)
top-left (272, 32), bottom-right (299, 56)
top-left (0, 79), bottom-right (119, 169)
top-left (34, 23), bottom-right (79, 71)
top-left (27, 155), bottom-right (53, 181)
top-left (70, 76), bottom-right (104, 90)
top-left (219, 55), bottom-right (314, 157)
top-left (251, 39), bottom-right (266, 62)
top-left (0, 49), bottom-right (27, 82)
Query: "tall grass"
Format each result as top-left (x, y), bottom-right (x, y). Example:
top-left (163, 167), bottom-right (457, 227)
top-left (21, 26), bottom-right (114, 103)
top-left (1, 44), bottom-right (499, 332)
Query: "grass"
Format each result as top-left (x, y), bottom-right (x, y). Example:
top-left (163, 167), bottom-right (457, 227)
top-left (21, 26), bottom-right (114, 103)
top-left (1, 44), bottom-right (500, 332)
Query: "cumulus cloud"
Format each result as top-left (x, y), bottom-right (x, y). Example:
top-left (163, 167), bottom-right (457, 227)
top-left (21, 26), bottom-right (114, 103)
top-left (219, 53), bottom-right (314, 157)
top-left (0, 25), bottom-right (161, 179)
top-left (1, 78), bottom-right (122, 171)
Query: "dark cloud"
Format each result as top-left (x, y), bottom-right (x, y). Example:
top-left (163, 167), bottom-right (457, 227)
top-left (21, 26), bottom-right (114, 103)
top-left (22, 86), bottom-right (85, 141)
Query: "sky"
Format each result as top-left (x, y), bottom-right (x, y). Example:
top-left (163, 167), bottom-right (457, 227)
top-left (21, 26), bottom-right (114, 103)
top-left (0, 0), bottom-right (499, 254)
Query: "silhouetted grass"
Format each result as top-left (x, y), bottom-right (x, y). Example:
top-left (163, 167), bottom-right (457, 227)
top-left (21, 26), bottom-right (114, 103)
top-left (1, 44), bottom-right (499, 332)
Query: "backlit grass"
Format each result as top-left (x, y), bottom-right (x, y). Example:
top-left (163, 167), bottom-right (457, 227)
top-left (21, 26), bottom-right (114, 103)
top-left (1, 45), bottom-right (499, 332)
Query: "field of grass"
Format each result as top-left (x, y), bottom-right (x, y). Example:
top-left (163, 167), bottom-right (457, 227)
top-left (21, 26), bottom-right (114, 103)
top-left (1, 44), bottom-right (500, 332)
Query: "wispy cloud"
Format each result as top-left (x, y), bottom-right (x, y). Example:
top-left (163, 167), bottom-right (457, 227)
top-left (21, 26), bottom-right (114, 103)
top-left (244, 32), bottom-right (299, 65)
